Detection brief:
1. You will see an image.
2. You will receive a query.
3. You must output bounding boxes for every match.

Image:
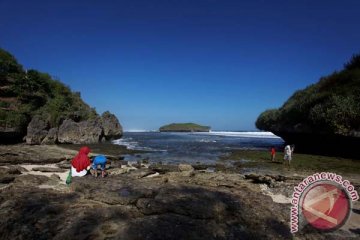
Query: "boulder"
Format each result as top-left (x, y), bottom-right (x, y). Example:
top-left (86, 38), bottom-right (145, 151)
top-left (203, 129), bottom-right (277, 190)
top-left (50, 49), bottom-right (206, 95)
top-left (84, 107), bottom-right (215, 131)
top-left (25, 116), bottom-right (49, 145)
top-left (41, 127), bottom-right (58, 144)
top-left (101, 111), bottom-right (123, 140)
top-left (178, 164), bottom-right (194, 172)
top-left (58, 118), bottom-right (104, 144)
top-left (57, 119), bottom-right (80, 143)
top-left (78, 118), bottom-right (104, 143)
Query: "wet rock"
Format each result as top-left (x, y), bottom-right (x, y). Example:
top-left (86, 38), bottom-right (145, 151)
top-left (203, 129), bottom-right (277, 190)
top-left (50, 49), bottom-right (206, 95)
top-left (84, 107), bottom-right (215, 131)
top-left (215, 163), bottom-right (227, 172)
top-left (108, 159), bottom-right (127, 169)
top-left (126, 169), bottom-right (156, 179)
top-left (149, 164), bottom-right (178, 174)
top-left (192, 164), bottom-right (215, 171)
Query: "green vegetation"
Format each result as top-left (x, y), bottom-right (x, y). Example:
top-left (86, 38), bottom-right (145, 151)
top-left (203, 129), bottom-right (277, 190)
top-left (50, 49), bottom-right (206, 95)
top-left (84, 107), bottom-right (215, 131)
top-left (256, 54), bottom-right (360, 136)
top-left (0, 48), bottom-right (97, 132)
top-left (221, 149), bottom-right (360, 174)
top-left (159, 123), bottom-right (210, 132)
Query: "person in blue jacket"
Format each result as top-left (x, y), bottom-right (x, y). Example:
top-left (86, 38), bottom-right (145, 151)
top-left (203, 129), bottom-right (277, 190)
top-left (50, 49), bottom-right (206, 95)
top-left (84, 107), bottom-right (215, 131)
top-left (91, 155), bottom-right (107, 178)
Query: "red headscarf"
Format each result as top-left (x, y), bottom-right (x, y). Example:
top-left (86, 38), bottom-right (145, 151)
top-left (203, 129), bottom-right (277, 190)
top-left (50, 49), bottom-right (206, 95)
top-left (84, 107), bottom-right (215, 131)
top-left (71, 146), bottom-right (91, 172)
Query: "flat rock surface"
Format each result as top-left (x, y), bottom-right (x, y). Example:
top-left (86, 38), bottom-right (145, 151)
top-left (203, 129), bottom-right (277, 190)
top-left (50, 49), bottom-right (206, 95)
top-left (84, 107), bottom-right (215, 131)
top-left (0, 144), bottom-right (78, 164)
top-left (0, 145), bottom-right (359, 240)
top-left (32, 167), bottom-right (68, 173)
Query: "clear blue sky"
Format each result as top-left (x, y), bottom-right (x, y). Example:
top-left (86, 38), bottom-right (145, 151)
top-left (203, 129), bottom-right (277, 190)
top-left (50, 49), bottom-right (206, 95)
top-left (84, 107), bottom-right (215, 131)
top-left (1, 0), bottom-right (359, 130)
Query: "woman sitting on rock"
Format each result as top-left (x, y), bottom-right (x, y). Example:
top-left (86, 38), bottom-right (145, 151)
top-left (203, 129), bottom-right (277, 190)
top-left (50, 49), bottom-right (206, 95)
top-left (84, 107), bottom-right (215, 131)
top-left (71, 146), bottom-right (91, 177)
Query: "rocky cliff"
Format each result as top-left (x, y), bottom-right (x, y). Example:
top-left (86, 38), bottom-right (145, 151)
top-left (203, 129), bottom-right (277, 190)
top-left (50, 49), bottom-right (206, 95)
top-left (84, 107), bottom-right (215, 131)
top-left (26, 113), bottom-right (122, 145)
top-left (0, 48), bottom-right (122, 144)
top-left (256, 54), bottom-right (360, 158)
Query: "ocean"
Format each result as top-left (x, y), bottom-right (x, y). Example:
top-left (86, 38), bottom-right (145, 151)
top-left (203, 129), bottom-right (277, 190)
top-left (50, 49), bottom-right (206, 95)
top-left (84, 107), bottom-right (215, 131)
top-left (112, 131), bottom-right (284, 164)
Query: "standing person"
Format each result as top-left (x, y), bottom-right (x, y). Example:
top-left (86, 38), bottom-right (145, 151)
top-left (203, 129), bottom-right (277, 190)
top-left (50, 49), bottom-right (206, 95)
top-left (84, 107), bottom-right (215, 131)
top-left (284, 145), bottom-right (292, 166)
top-left (270, 146), bottom-right (276, 162)
top-left (91, 155), bottom-right (107, 178)
top-left (71, 146), bottom-right (91, 177)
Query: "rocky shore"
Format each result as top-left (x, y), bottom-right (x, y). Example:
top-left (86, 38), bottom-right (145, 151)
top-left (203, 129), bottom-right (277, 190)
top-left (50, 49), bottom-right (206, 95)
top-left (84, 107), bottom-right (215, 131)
top-left (0, 144), bottom-right (359, 239)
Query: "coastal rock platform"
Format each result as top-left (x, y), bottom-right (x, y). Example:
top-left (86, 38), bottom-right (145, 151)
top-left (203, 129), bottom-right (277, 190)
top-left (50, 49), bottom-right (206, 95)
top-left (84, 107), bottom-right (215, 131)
top-left (0, 145), bottom-right (359, 240)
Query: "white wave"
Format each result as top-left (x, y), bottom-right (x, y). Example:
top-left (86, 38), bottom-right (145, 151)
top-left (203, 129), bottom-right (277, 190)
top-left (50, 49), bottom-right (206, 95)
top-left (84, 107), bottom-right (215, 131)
top-left (198, 139), bottom-right (217, 143)
top-left (112, 138), bottom-right (139, 149)
top-left (196, 131), bottom-right (281, 138)
top-left (112, 138), bottom-right (164, 151)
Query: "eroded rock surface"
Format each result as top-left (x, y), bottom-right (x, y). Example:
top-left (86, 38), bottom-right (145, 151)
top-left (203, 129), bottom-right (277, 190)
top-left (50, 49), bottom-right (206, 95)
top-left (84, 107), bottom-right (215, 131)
top-left (26, 116), bottom-right (49, 145)
top-left (0, 145), bottom-right (359, 240)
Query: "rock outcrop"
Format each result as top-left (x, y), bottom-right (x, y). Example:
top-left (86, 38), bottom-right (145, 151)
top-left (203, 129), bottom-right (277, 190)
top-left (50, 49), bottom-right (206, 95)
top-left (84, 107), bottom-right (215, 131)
top-left (41, 127), bottom-right (58, 144)
top-left (256, 54), bottom-right (360, 158)
top-left (101, 111), bottom-right (123, 140)
top-left (25, 116), bottom-right (49, 145)
top-left (25, 111), bottom-right (123, 145)
top-left (0, 48), bottom-right (124, 144)
top-left (57, 118), bottom-right (103, 144)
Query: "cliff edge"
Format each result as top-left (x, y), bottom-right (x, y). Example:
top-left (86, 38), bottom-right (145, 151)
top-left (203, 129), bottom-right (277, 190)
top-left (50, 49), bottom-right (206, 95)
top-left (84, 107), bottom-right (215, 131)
top-left (256, 54), bottom-right (360, 158)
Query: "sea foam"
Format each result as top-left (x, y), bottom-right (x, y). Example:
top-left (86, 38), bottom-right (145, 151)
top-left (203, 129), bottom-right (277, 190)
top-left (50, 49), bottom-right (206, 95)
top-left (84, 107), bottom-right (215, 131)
top-left (196, 131), bottom-right (281, 138)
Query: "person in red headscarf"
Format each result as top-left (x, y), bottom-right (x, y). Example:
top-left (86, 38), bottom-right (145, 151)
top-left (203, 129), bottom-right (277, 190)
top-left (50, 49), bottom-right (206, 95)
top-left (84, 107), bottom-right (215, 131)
top-left (71, 146), bottom-right (91, 177)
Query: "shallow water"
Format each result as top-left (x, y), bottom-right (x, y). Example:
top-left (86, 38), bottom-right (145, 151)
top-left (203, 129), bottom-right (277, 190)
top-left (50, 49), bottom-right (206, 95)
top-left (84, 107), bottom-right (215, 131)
top-left (113, 131), bottom-right (284, 164)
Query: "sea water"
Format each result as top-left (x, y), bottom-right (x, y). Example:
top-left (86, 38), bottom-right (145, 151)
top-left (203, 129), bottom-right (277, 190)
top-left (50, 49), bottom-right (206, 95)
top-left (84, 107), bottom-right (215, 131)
top-left (112, 131), bottom-right (284, 164)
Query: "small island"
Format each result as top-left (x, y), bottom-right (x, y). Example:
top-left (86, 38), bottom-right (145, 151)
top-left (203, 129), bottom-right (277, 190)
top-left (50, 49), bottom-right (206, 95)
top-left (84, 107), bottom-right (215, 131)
top-left (159, 123), bottom-right (211, 132)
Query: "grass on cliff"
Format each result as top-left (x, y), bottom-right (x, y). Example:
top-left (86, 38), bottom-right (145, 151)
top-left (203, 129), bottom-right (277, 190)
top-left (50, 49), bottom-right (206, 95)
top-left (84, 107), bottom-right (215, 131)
top-left (0, 48), bottom-right (98, 131)
top-left (221, 149), bottom-right (360, 174)
top-left (256, 54), bottom-right (360, 136)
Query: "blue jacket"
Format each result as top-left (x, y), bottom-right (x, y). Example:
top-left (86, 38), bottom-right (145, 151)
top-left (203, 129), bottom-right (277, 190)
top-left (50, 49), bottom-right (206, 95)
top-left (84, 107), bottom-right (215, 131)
top-left (93, 155), bottom-right (107, 165)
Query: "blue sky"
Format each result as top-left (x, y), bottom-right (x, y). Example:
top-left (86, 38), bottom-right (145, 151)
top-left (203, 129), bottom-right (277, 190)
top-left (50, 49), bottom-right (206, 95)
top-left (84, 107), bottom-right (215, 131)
top-left (1, 0), bottom-right (359, 130)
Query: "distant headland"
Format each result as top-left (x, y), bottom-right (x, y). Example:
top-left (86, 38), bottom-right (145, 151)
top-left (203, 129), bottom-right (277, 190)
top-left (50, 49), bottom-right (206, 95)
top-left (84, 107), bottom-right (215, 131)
top-left (159, 123), bottom-right (210, 132)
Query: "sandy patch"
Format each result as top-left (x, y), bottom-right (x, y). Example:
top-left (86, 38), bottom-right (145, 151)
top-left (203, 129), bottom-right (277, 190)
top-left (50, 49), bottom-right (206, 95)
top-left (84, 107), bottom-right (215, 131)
top-left (19, 164), bottom-right (69, 183)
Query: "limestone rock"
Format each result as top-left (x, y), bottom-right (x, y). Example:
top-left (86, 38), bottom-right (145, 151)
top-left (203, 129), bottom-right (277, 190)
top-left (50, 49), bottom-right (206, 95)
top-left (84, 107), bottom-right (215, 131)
top-left (57, 119), bottom-right (79, 143)
top-left (178, 164), bottom-right (194, 172)
top-left (41, 127), bottom-right (58, 144)
top-left (25, 116), bottom-right (49, 145)
top-left (101, 111), bottom-right (123, 140)
top-left (58, 118), bottom-right (104, 144)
